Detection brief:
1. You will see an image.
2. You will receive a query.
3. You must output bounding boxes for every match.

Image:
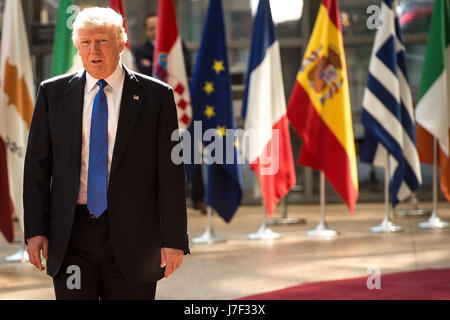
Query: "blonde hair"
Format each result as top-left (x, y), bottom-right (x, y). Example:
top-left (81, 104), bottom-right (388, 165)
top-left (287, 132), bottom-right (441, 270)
top-left (72, 7), bottom-right (128, 45)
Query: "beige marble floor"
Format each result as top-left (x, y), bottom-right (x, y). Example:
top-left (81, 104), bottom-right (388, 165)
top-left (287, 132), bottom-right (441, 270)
top-left (0, 202), bottom-right (449, 300)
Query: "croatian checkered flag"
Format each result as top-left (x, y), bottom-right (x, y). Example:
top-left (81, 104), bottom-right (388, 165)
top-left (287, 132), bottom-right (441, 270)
top-left (153, 0), bottom-right (192, 130)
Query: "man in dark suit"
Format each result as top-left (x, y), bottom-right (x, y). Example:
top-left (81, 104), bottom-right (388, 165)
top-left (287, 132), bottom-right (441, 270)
top-left (134, 13), bottom-right (193, 78)
top-left (134, 13), bottom-right (157, 76)
top-left (23, 7), bottom-right (189, 300)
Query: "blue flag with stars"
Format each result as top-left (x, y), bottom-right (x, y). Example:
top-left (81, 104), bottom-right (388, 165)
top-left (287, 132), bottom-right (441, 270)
top-left (188, 0), bottom-right (243, 222)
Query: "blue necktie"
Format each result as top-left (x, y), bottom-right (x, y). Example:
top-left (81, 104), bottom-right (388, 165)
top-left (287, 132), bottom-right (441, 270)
top-left (87, 80), bottom-right (108, 218)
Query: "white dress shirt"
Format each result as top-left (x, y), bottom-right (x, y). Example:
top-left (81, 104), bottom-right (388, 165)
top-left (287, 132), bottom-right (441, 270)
top-left (77, 63), bottom-right (125, 204)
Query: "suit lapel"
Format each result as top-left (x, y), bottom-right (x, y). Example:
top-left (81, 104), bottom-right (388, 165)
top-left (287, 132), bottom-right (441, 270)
top-left (63, 70), bottom-right (86, 172)
top-left (110, 65), bottom-right (143, 179)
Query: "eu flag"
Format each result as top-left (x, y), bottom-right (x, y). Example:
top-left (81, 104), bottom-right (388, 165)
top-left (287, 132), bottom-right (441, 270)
top-left (188, 0), bottom-right (243, 222)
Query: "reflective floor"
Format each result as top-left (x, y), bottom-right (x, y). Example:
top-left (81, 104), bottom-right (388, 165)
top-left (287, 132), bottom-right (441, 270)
top-left (0, 201), bottom-right (449, 300)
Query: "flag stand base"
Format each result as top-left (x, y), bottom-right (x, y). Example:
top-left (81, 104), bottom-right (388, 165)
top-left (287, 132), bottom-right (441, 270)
top-left (192, 207), bottom-right (226, 244)
top-left (373, 153), bottom-right (405, 233)
top-left (371, 214), bottom-right (405, 233)
top-left (418, 139), bottom-right (450, 230)
top-left (268, 217), bottom-right (306, 225)
top-left (267, 195), bottom-right (306, 225)
top-left (192, 226), bottom-right (226, 244)
top-left (395, 209), bottom-right (432, 216)
top-left (394, 193), bottom-right (431, 216)
top-left (419, 211), bottom-right (450, 229)
top-left (248, 220), bottom-right (282, 240)
top-left (307, 171), bottom-right (338, 237)
top-left (5, 245), bottom-right (29, 263)
top-left (307, 219), bottom-right (338, 237)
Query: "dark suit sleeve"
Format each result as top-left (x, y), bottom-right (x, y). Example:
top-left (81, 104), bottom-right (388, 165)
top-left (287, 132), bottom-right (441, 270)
top-left (23, 83), bottom-right (52, 243)
top-left (134, 45), bottom-right (153, 76)
top-left (157, 88), bottom-right (190, 254)
top-left (182, 41), bottom-right (192, 79)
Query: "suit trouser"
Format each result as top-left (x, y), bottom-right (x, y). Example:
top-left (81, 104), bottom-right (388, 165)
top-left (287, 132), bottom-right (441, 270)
top-left (52, 205), bottom-right (157, 300)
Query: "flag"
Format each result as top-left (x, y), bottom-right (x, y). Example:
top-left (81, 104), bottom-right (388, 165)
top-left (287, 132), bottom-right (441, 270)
top-left (0, 136), bottom-right (13, 242)
top-left (415, 0), bottom-right (450, 202)
top-left (189, 0), bottom-right (242, 222)
top-left (153, 0), bottom-right (192, 130)
top-left (360, 0), bottom-right (422, 207)
top-left (242, 0), bottom-right (296, 216)
top-left (287, 0), bottom-right (358, 213)
top-left (51, 0), bottom-right (82, 76)
top-left (0, 0), bottom-right (36, 241)
top-left (110, 0), bottom-right (136, 71)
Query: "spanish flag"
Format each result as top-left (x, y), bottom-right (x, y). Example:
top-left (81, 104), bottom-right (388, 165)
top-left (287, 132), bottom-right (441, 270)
top-left (287, 0), bottom-right (358, 213)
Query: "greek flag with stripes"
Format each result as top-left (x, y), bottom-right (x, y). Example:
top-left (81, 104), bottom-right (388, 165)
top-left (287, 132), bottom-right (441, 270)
top-left (360, 0), bottom-right (422, 206)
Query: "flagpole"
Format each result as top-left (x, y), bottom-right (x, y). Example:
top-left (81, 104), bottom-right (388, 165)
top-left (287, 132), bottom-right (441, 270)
top-left (248, 203), bottom-right (281, 240)
top-left (192, 206), bottom-right (226, 244)
top-left (267, 187), bottom-right (306, 225)
top-left (419, 137), bottom-right (450, 229)
top-left (371, 152), bottom-right (404, 233)
top-left (307, 171), bottom-right (338, 237)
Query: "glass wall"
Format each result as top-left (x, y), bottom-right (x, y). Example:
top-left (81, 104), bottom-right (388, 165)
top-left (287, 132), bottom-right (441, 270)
top-left (14, 0), bottom-right (437, 207)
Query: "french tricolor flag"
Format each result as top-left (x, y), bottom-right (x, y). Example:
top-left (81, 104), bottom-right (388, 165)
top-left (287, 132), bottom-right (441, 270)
top-left (242, 0), bottom-right (296, 216)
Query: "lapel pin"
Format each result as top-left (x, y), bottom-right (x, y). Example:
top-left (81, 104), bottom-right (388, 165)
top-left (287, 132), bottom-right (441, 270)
top-left (133, 95), bottom-right (140, 101)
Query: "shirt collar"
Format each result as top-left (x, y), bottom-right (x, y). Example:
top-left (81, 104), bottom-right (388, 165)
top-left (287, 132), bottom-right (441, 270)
top-left (85, 61), bottom-right (124, 93)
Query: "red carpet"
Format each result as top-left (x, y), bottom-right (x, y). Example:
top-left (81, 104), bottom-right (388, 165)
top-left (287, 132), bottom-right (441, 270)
top-left (239, 268), bottom-right (450, 300)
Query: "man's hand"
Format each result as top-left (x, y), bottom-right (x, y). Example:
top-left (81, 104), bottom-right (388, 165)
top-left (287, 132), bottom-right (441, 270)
top-left (160, 247), bottom-right (183, 278)
top-left (27, 236), bottom-right (48, 271)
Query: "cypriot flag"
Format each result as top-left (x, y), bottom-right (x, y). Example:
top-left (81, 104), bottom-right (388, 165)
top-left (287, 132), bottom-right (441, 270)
top-left (0, 0), bottom-right (36, 236)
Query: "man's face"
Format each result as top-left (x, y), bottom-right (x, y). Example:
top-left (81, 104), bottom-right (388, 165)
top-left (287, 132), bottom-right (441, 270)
top-left (76, 26), bottom-right (125, 79)
top-left (145, 16), bottom-right (158, 41)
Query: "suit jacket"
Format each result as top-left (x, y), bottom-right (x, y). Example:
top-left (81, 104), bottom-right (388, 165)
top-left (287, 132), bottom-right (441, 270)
top-left (134, 41), bottom-right (193, 78)
top-left (134, 41), bottom-right (154, 76)
top-left (23, 65), bottom-right (190, 283)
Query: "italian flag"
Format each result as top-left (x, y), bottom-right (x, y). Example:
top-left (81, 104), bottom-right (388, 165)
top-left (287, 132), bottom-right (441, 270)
top-left (415, 0), bottom-right (450, 202)
top-left (0, 0), bottom-right (35, 241)
top-left (51, 0), bottom-right (82, 76)
top-left (52, 0), bottom-right (136, 77)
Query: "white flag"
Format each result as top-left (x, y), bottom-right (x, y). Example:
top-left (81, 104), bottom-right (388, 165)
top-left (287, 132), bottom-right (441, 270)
top-left (0, 0), bottom-right (36, 231)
